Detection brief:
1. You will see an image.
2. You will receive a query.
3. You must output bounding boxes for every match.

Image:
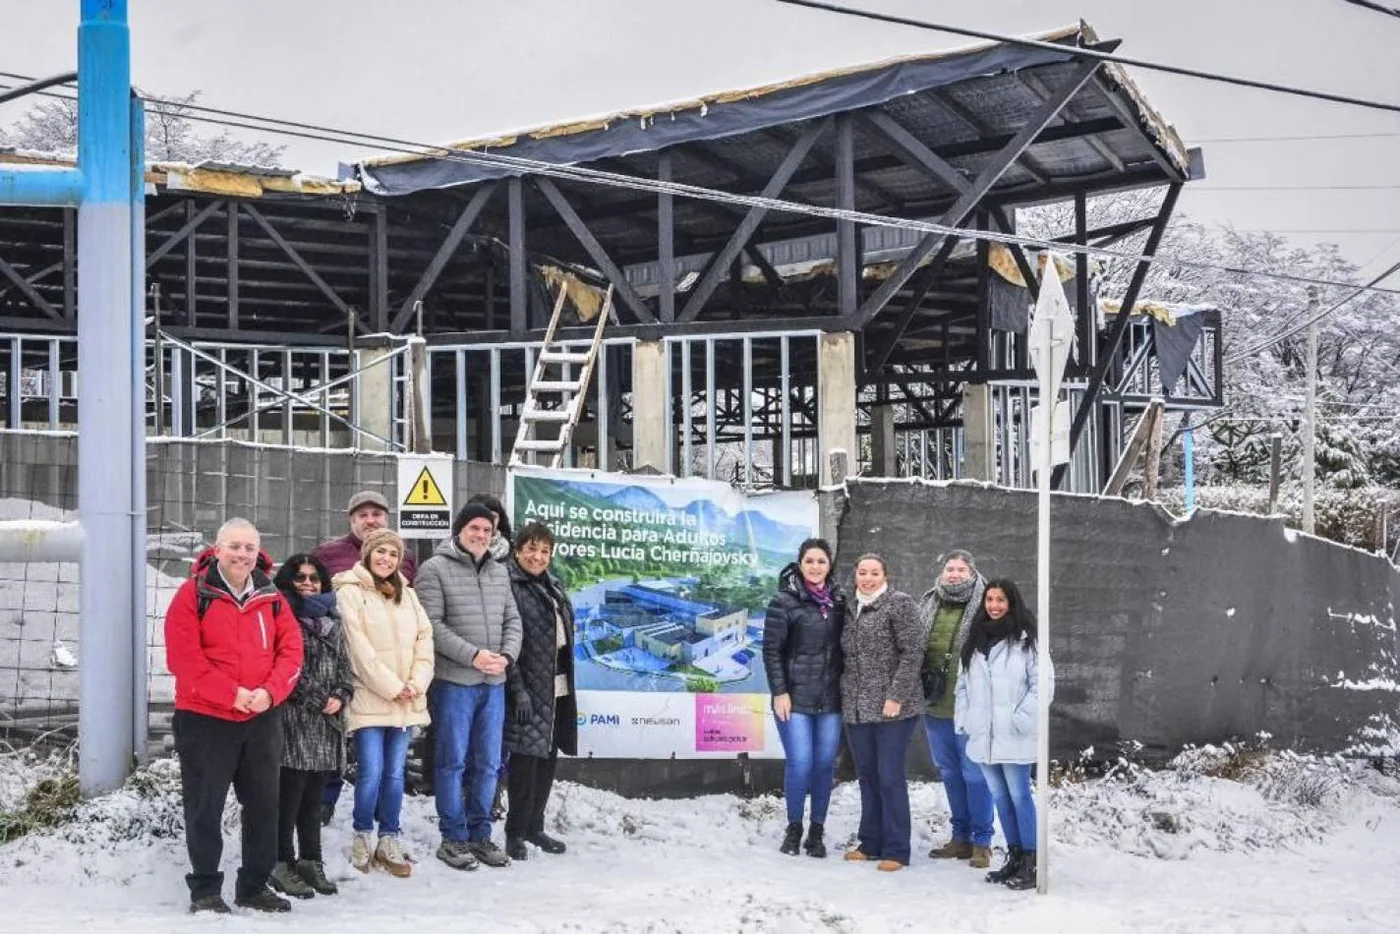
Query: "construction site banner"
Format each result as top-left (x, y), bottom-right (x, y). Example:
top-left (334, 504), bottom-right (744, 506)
top-left (507, 467), bottom-right (818, 759)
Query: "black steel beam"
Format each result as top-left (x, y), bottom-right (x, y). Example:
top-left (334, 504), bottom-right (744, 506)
top-left (62, 209), bottom-right (75, 321)
top-left (147, 199), bottom-right (222, 267)
top-left (391, 182), bottom-right (496, 332)
top-left (0, 253), bottom-right (63, 322)
top-left (1056, 182), bottom-right (1182, 488)
top-left (508, 178), bottom-right (527, 334)
top-left (227, 200), bottom-right (239, 329)
top-left (836, 115), bottom-right (858, 319)
top-left (534, 176), bottom-right (657, 325)
top-left (849, 57), bottom-right (1107, 332)
top-left (1090, 75), bottom-right (1186, 183)
top-left (426, 312), bottom-right (846, 344)
top-left (372, 207), bottom-right (389, 332)
top-left (658, 152), bottom-right (676, 323)
top-left (862, 234), bottom-right (961, 376)
top-left (678, 118), bottom-right (831, 322)
top-left (240, 203), bottom-right (362, 327)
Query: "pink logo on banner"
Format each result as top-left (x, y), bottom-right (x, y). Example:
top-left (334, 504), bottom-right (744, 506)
top-left (694, 695), bottom-right (765, 753)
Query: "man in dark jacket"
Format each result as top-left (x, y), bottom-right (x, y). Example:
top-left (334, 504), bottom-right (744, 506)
top-left (417, 502), bottom-right (523, 871)
top-left (165, 518), bottom-right (304, 915)
top-left (312, 490), bottom-right (418, 583)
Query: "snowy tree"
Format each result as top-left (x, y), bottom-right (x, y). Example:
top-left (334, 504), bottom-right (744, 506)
top-left (0, 90), bottom-right (285, 166)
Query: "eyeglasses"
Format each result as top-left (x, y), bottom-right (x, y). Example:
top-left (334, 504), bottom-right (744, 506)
top-left (293, 573), bottom-right (320, 583)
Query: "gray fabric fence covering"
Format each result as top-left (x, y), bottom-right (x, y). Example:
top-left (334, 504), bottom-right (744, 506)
top-left (835, 479), bottom-right (1400, 762)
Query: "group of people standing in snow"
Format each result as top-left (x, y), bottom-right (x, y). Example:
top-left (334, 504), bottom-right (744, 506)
top-left (763, 541), bottom-right (1053, 891)
top-left (164, 489), bottom-right (577, 914)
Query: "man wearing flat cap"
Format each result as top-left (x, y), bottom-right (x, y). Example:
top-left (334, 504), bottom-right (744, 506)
top-left (313, 490), bottom-right (419, 584)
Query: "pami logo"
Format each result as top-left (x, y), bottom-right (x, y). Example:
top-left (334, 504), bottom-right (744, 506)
top-left (577, 712), bottom-right (620, 726)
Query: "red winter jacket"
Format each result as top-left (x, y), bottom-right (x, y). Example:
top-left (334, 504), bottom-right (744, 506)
top-left (166, 548), bottom-right (304, 721)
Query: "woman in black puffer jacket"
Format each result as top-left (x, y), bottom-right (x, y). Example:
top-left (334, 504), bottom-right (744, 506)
top-left (763, 537), bottom-right (847, 859)
top-left (502, 521), bottom-right (577, 861)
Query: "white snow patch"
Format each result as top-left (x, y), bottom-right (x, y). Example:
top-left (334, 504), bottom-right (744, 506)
top-left (1, 750), bottom-right (1399, 932)
top-left (1226, 607), bottom-right (1236, 617)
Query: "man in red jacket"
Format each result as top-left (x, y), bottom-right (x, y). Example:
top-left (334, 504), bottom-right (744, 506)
top-left (166, 517), bottom-right (304, 915)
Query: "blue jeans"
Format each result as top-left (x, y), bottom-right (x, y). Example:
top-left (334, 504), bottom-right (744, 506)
top-left (430, 680), bottom-right (505, 843)
top-left (979, 762), bottom-right (1037, 851)
top-left (774, 711), bottom-right (843, 825)
top-left (923, 716), bottom-right (994, 846)
top-left (352, 727), bottom-right (411, 836)
top-left (845, 717), bottom-right (918, 864)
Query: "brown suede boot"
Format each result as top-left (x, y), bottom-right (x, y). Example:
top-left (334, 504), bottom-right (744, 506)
top-left (969, 845), bottom-right (993, 869)
top-left (928, 839), bottom-right (974, 859)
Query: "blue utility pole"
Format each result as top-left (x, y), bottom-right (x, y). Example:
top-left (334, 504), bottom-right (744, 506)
top-left (0, 0), bottom-right (146, 794)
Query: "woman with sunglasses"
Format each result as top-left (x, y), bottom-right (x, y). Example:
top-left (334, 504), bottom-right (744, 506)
top-left (269, 553), bottom-right (354, 899)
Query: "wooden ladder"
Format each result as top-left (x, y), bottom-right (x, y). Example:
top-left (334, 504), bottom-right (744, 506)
top-left (508, 284), bottom-right (613, 468)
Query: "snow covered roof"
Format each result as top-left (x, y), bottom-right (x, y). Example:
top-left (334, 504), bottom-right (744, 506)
top-left (0, 148), bottom-right (360, 197)
top-left (350, 21), bottom-right (1192, 196)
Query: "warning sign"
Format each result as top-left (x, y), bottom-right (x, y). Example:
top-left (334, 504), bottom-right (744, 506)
top-left (396, 455), bottom-right (454, 538)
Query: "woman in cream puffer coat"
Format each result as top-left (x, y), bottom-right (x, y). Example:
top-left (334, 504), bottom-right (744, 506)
top-left (333, 528), bottom-right (433, 877)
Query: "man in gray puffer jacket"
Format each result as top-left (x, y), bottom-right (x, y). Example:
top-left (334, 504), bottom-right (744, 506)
top-left (416, 502), bottom-right (523, 871)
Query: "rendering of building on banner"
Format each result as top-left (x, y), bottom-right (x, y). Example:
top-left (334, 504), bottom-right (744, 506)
top-left (509, 468), bottom-right (815, 758)
top-left (0, 22), bottom-right (1217, 493)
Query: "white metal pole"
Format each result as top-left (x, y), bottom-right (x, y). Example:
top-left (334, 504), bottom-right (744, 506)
top-left (1302, 288), bottom-right (1318, 535)
top-left (1035, 311), bottom-right (1053, 895)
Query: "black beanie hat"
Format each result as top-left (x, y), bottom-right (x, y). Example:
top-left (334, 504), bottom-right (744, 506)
top-left (451, 502), bottom-right (498, 538)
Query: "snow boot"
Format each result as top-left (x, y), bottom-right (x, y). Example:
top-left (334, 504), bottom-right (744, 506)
top-left (189, 894), bottom-right (231, 915)
top-left (780, 821), bottom-right (804, 856)
top-left (506, 836), bottom-right (529, 861)
top-left (876, 859), bottom-right (906, 872)
top-left (468, 839), bottom-right (512, 868)
top-left (525, 831), bottom-right (566, 855)
top-left (985, 845), bottom-right (1023, 884)
top-left (269, 861), bottom-right (315, 899)
top-left (436, 839), bottom-right (479, 871)
top-left (843, 847), bottom-right (875, 861)
top-left (969, 845), bottom-right (993, 869)
top-left (1003, 850), bottom-right (1038, 890)
top-left (350, 831), bottom-right (375, 873)
top-left (234, 886), bottom-right (291, 913)
top-left (929, 839), bottom-right (974, 860)
top-left (803, 822), bottom-right (827, 858)
top-left (375, 834), bottom-right (413, 878)
top-left (294, 860), bottom-right (337, 896)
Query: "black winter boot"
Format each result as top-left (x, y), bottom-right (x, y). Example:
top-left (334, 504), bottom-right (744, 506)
top-left (803, 822), bottom-right (827, 858)
top-left (779, 821), bottom-right (804, 855)
top-left (1003, 850), bottom-right (1038, 890)
top-left (985, 845), bottom-right (1023, 883)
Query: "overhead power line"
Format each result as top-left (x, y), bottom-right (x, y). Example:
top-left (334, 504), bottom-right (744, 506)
top-left (1338, 0), bottom-right (1400, 19)
top-left (1227, 256), bottom-right (1400, 360)
top-left (771, 0), bottom-right (1400, 117)
top-left (1192, 131), bottom-right (1400, 144)
top-left (3, 75), bottom-right (1400, 302)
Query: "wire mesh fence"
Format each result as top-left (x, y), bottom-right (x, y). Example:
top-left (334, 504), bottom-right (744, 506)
top-left (0, 431), bottom-right (504, 751)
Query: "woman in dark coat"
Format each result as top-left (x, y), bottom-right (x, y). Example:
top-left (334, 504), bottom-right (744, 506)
top-left (269, 553), bottom-right (354, 899)
top-left (502, 521), bottom-right (578, 861)
top-left (763, 537), bottom-right (846, 859)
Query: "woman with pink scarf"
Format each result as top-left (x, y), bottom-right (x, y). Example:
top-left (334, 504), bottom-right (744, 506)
top-left (762, 538), bottom-right (848, 860)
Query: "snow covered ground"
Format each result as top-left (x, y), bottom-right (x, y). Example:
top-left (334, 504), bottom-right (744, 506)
top-left (2, 746), bottom-right (1399, 932)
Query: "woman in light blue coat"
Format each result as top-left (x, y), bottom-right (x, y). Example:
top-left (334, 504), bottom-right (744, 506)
top-left (953, 578), bottom-right (1053, 892)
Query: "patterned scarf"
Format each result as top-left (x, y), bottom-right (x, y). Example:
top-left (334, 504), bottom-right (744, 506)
top-left (803, 579), bottom-right (834, 618)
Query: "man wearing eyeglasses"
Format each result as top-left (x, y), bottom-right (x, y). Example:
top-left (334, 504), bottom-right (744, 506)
top-left (166, 518), bottom-right (304, 915)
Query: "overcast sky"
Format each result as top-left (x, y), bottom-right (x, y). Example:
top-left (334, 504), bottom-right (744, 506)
top-left (3, 0), bottom-right (1398, 273)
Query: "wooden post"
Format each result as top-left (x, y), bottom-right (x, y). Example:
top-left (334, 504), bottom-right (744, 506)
top-left (1142, 403), bottom-right (1166, 501)
top-left (1267, 433), bottom-right (1283, 513)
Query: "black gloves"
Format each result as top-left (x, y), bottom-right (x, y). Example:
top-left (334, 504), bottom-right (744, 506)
top-left (512, 688), bottom-right (533, 726)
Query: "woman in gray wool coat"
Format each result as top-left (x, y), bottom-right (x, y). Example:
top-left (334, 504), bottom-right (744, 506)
top-left (269, 554), bottom-right (354, 900)
top-left (839, 553), bottom-right (926, 873)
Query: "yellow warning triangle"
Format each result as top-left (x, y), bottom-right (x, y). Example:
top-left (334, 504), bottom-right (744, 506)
top-left (404, 466), bottom-right (448, 507)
